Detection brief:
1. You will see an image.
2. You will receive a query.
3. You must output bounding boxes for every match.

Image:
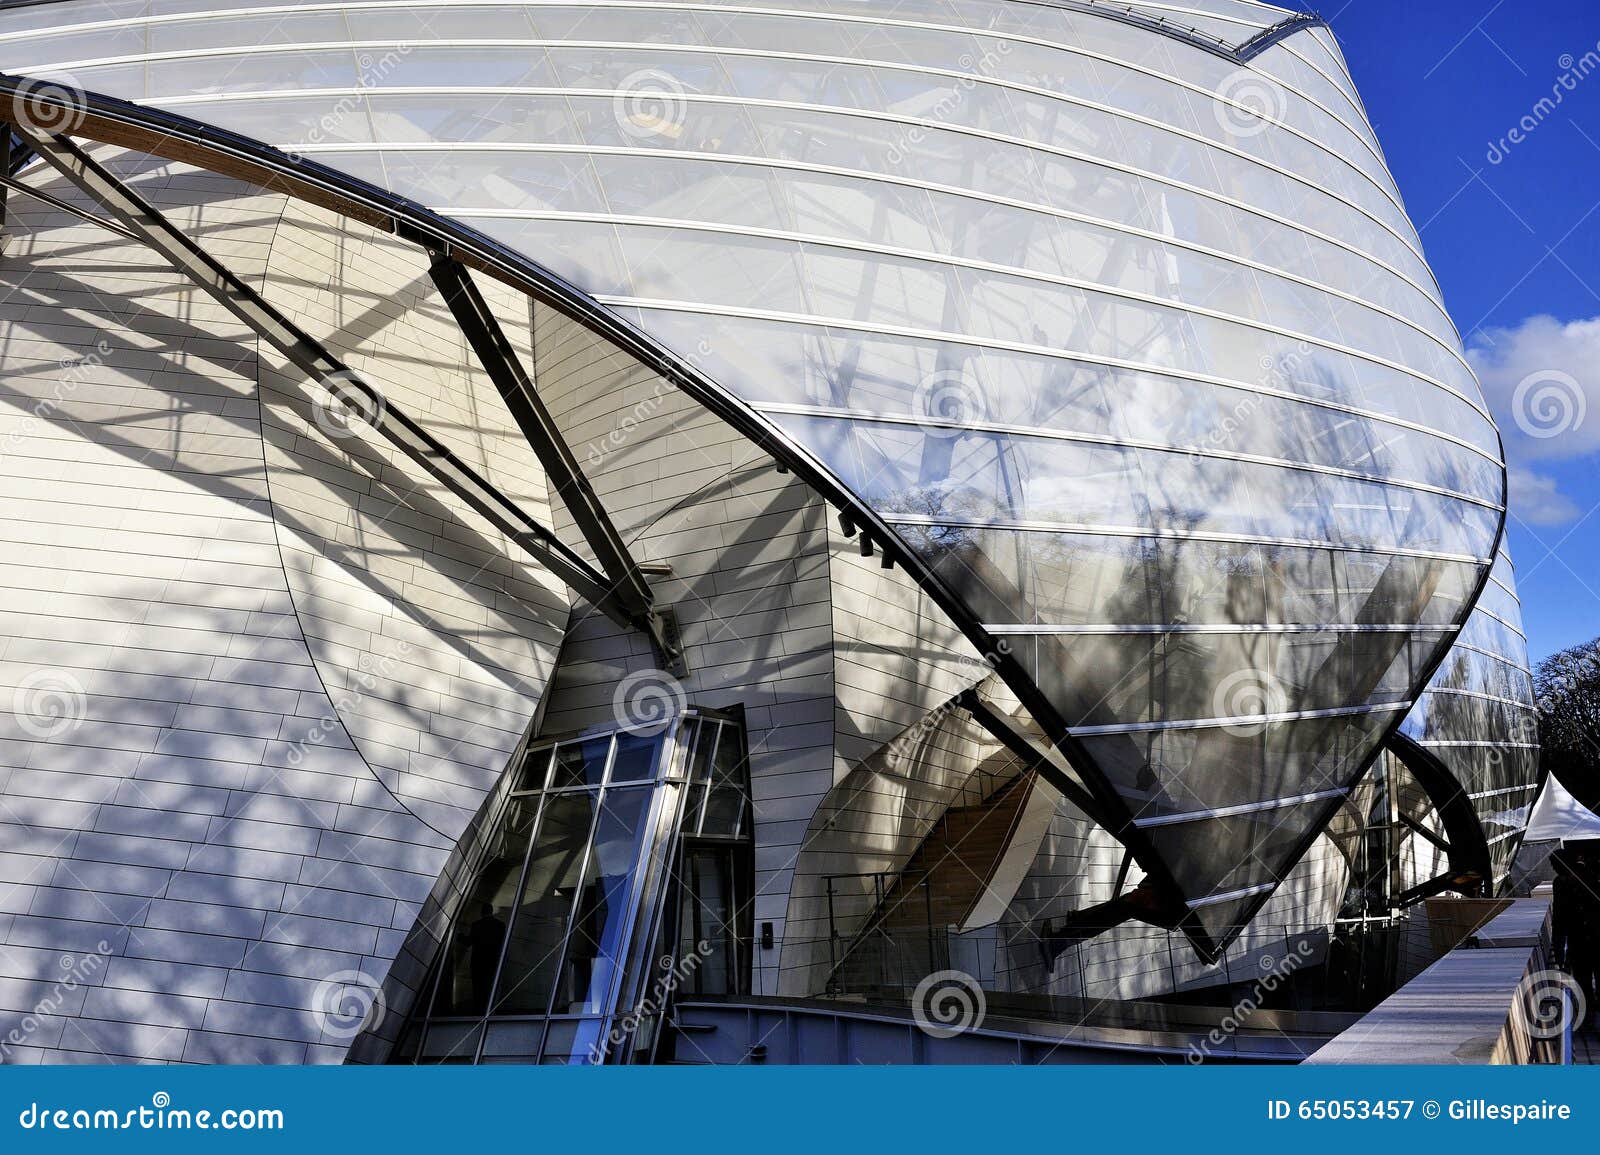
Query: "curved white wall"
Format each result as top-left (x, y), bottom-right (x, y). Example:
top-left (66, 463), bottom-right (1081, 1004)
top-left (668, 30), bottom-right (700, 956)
top-left (0, 151), bottom-right (563, 1063)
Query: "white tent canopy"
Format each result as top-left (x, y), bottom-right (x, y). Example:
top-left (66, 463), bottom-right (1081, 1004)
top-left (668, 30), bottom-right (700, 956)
top-left (1524, 773), bottom-right (1600, 842)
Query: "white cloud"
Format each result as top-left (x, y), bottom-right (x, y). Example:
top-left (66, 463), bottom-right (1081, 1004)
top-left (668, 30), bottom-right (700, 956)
top-left (1470, 314), bottom-right (1600, 457)
top-left (1506, 465), bottom-right (1581, 527)
top-left (1468, 314), bottom-right (1600, 526)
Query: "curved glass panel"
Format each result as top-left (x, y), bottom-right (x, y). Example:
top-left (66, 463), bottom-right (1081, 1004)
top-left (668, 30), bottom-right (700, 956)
top-left (1399, 549), bottom-right (1539, 889)
top-left (0, 0), bottom-right (1507, 944)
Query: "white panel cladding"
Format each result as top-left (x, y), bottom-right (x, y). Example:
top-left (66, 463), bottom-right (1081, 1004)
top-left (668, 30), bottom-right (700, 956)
top-left (0, 152), bottom-right (561, 1063)
top-left (525, 301), bottom-right (837, 995)
top-left (828, 526), bottom-right (991, 770)
top-left (525, 299), bottom-right (1013, 999)
top-left (780, 690), bottom-right (1024, 996)
top-left (255, 198), bottom-right (566, 835)
top-left (781, 518), bottom-right (1000, 994)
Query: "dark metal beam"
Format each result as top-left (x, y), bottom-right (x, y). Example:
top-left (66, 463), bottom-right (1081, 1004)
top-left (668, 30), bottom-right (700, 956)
top-left (426, 254), bottom-right (681, 672)
top-left (957, 688), bottom-right (1110, 828)
top-left (1235, 13), bottom-right (1329, 61)
top-left (1387, 732), bottom-right (1494, 890)
top-left (0, 132), bottom-right (9, 249)
top-left (1396, 869), bottom-right (1483, 908)
top-left (1397, 810), bottom-right (1453, 857)
top-left (0, 172), bottom-right (138, 240)
top-left (9, 122), bottom-right (631, 625)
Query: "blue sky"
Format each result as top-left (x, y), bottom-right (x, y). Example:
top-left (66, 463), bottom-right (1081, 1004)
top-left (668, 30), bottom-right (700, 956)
top-left (1287, 1), bottom-right (1600, 663)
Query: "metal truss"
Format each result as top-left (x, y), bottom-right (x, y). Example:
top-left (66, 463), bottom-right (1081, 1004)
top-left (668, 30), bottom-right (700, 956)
top-left (426, 255), bottom-right (681, 671)
top-left (957, 688), bottom-right (1112, 829)
top-left (1385, 731), bottom-right (1494, 896)
top-left (8, 122), bottom-right (661, 642)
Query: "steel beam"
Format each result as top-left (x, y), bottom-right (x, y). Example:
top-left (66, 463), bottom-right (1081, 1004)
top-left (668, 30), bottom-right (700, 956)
top-left (10, 122), bottom-right (632, 625)
top-left (426, 254), bottom-right (681, 672)
top-left (957, 688), bottom-right (1110, 827)
top-left (0, 132), bottom-right (9, 249)
top-left (1386, 732), bottom-right (1493, 889)
top-left (1397, 810), bottom-right (1453, 857)
top-left (0, 172), bottom-right (138, 240)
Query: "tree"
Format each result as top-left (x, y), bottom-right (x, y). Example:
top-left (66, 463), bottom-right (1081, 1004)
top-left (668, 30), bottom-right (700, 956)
top-left (1536, 638), bottom-right (1600, 810)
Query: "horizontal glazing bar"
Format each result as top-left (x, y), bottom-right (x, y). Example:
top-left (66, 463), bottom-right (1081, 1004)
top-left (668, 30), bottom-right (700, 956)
top-left (1420, 687), bottom-right (1536, 710)
top-left (1469, 784), bottom-right (1541, 800)
top-left (0, 0), bottom-right (1408, 212)
top-left (1071, 700), bottom-right (1406, 737)
top-left (443, 207), bottom-right (1480, 398)
top-left (611, 299), bottom-right (1500, 460)
top-left (1133, 787), bottom-right (1351, 829)
top-left (752, 402), bottom-right (1497, 508)
top-left (983, 623), bottom-right (1458, 636)
top-left (101, 33), bottom-right (1417, 245)
top-left (446, 198), bottom-right (1463, 366)
top-left (882, 513), bottom-right (1493, 564)
top-left (283, 137), bottom-right (1460, 341)
top-left (1187, 880), bottom-right (1277, 909)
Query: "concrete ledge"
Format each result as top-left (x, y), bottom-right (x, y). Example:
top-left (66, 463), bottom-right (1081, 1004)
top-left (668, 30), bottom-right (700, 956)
top-left (1307, 899), bottom-right (1551, 1065)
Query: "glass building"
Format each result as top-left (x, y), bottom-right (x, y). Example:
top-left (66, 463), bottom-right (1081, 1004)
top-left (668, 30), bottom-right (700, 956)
top-left (0, 0), bottom-right (1537, 1063)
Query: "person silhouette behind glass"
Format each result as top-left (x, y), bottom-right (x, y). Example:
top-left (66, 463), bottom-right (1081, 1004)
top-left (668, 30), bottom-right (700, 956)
top-left (467, 901), bottom-right (506, 1012)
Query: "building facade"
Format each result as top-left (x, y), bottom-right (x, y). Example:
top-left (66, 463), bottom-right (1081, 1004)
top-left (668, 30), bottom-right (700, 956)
top-left (0, 0), bottom-right (1538, 1064)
